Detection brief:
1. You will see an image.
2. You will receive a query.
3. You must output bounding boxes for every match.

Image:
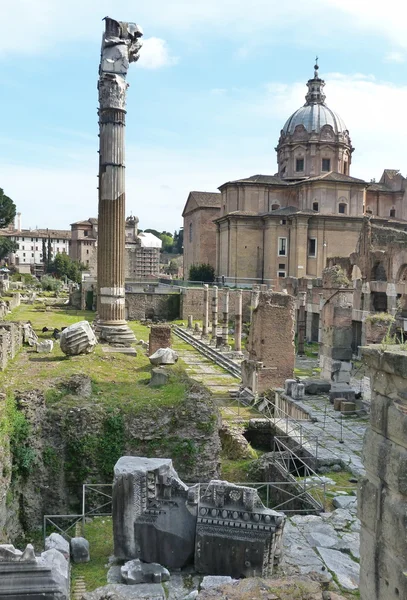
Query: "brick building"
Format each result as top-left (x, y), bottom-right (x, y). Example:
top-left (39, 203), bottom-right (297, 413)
top-left (182, 62), bottom-right (407, 285)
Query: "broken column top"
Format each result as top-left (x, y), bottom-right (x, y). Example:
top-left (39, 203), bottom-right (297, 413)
top-left (114, 456), bottom-right (173, 475)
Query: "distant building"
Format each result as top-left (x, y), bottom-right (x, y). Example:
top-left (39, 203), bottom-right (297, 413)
top-left (182, 191), bottom-right (221, 279)
top-left (2, 213), bottom-right (71, 276)
top-left (70, 218), bottom-right (98, 277)
top-left (125, 216), bottom-right (162, 279)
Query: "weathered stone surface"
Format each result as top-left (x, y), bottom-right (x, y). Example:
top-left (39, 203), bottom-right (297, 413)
top-left (65, 374), bottom-right (92, 398)
top-left (332, 495), bottom-right (357, 510)
top-left (60, 321), bottom-right (97, 356)
top-left (121, 559), bottom-right (170, 584)
top-left (82, 583), bottom-right (165, 599)
top-left (40, 548), bottom-right (70, 598)
top-left (45, 533), bottom-right (70, 560)
top-left (35, 339), bottom-right (54, 353)
top-left (200, 576), bottom-right (236, 590)
top-left (70, 536), bottom-right (90, 563)
top-left (149, 367), bottom-right (170, 387)
top-left (195, 480), bottom-right (285, 578)
top-left (304, 379), bottom-right (331, 395)
top-left (316, 547), bottom-right (359, 590)
top-left (0, 545), bottom-right (22, 561)
top-left (149, 325), bottom-right (172, 355)
top-left (113, 457), bottom-right (197, 569)
top-left (23, 323), bottom-right (38, 346)
top-left (149, 348), bottom-right (178, 365)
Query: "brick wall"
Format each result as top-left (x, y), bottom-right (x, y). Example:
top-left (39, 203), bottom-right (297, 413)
top-left (149, 325), bottom-right (172, 354)
top-left (359, 346), bottom-right (407, 600)
top-left (125, 292), bottom-right (180, 321)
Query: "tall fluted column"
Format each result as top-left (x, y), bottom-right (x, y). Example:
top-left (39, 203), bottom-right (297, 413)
top-left (235, 289), bottom-right (242, 352)
top-left (96, 17), bottom-right (143, 345)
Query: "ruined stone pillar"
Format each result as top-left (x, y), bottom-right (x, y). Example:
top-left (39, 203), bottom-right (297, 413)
top-left (95, 17), bottom-right (143, 345)
top-left (234, 289), bottom-right (242, 352)
top-left (202, 284), bottom-right (209, 338)
top-left (318, 293), bottom-right (324, 343)
top-left (211, 286), bottom-right (218, 340)
top-left (221, 288), bottom-right (229, 347)
top-left (305, 282), bottom-right (313, 342)
top-left (250, 285), bottom-right (260, 324)
top-left (297, 292), bottom-right (306, 355)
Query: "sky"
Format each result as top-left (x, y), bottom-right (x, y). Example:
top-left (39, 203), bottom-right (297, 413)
top-left (1, 0), bottom-right (407, 233)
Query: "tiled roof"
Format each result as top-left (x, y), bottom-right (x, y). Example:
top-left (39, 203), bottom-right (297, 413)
top-left (221, 174), bottom-right (288, 186)
top-left (366, 183), bottom-right (392, 192)
top-left (2, 228), bottom-right (71, 239)
top-left (302, 171), bottom-right (366, 184)
top-left (188, 191), bottom-right (221, 207)
top-left (267, 206), bottom-right (316, 216)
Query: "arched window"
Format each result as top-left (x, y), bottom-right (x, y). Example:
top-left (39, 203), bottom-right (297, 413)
top-left (189, 222), bottom-right (192, 242)
top-left (390, 207), bottom-right (396, 218)
top-left (271, 203), bottom-right (280, 211)
top-left (338, 203), bottom-right (347, 214)
top-left (312, 202), bottom-right (319, 212)
top-left (366, 206), bottom-right (373, 214)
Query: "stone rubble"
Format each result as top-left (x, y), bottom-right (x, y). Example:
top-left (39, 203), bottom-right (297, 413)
top-left (60, 321), bottom-right (97, 356)
top-left (149, 347), bottom-right (179, 365)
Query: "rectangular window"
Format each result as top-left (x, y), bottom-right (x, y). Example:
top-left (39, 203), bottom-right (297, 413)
top-left (23, 252), bottom-right (26, 257)
top-left (322, 158), bottom-right (331, 171)
top-left (278, 271), bottom-right (286, 278)
top-left (31, 253), bottom-right (34, 257)
top-left (296, 158), bottom-right (304, 172)
top-left (278, 237), bottom-right (287, 256)
top-left (308, 238), bottom-right (317, 257)
top-left (84, 231), bottom-right (88, 237)
top-left (279, 263), bottom-right (285, 269)
top-left (31, 237), bottom-right (34, 242)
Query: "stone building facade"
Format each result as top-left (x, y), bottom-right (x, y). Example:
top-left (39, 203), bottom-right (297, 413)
top-left (182, 191), bottom-right (221, 279)
top-left (70, 218), bottom-right (98, 277)
top-left (182, 62), bottom-right (407, 286)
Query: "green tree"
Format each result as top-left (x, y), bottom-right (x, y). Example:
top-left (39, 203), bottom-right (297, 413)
top-left (0, 238), bottom-right (18, 261)
top-left (41, 275), bottom-right (63, 292)
top-left (0, 188), bottom-right (16, 229)
top-left (160, 234), bottom-right (174, 253)
top-left (189, 263), bottom-right (215, 282)
top-left (47, 252), bottom-right (84, 284)
top-left (173, 228), bottom-right (183, 254)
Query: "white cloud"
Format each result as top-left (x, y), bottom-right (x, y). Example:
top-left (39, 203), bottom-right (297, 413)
top-left (384, 51), bottom-right (405, 63)
top-left (137, 37), bottom-right (178, 69)
top-left (1, 0), bottom-right (407, 56)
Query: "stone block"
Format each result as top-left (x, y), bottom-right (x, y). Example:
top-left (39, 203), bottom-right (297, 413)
top-left (333, 398), bottom-right (344, 411)
top-left (40, 548), bottom-right (70, 599)
top-left (331, 347), bottom-right (353, 361)
top-left (200, 576), bottom-right (236, 589)
top-left (292, 382), bottom-right (305, 401)
top-left (284, 379), bottom-right (296, 396)
top-left (332, 496), bottom-right (357, 510)
top-left (357, 477), bottom-right (379, 532)
top-left (35, 340), bottom-right (54, 353)
top-left (333, 370), bottom-right (351, 384)
top-left (113, 457), bottom-right (198, 568)
top-left (121, 559), bottom-right (170, 584)
top-left (370, 392), bottom-right (391, 435)
top-left (149, 348), bottom-right (178, 365)
top-left (70, 537), bottom-right (90, 563)
top-left (329, 384), bottom-right (355, 403)
top-left (304, 379), bottom-right (331, 395)
top-left (60, 321), bottom-right (97, 356)
top-left (386, 399), bottom-right (407, 448)
top-left (380, 492), bottom-right (407, 558)
top-left (149, 368), bottom-right (170, 387)
top-left (194, 480), bottom-right (285, 578)
top-left (149, 325), bottom-right (171, 355)
top-left (45, 533), bottom-right (70, 560)
top-left (316, 547), bottom-right (359, 591)
top-left (341, 401), bottom-right (356, 412)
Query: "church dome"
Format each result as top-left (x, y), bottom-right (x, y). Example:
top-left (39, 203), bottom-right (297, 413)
top-left (282, 103), bottom-right (347, 135)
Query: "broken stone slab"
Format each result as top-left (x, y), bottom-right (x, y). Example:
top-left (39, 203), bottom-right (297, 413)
top-left (35, 339), bottom-right (54, 353)
top-left (324, 508), bottom-right (354, 531)
top-left (200, 576), bottom-right (236, 590)
top-left (82, 583), bottom-right (165, 599)
top-left (316, 547), bottom-right (359, 590)
top-left (332, 496), bottom-right (357, 510)
top-left (149, 367), bottom-right (170, 387)
top-left (113, 457), bottom-right (197, 569)
top-left (336, 532), bottom-right (360, 560)
top-left (183, 592), bottom-right (199, 600)
top-left (60, 321), bottom-right (97, 356)
top-left (149, 347), bottom-right (178, 365)
top-left (70, 537), bottom-right (90, 563)
top-left (121, 559), bottom-right (170, 584)
top-left (304, 379), bottom-right (331, 395)
top-left (45, 533), bottom-right (70, 560)
top-left (329, 384), bottom-right (355, 404)
top-left (23, 323), bottom-right (38, 346)
top-left (0, 545), bottom-right (22, 561)
top-left (107, 564), bottom-right (122, 584)
top-left (40, 548), bottom-right (70, 598)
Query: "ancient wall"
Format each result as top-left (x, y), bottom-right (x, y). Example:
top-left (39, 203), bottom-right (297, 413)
top-left (149, 324), bottom-right (172, 354)
top-left (243, 292), bottom-right (295, 394)
top-left (359, 346), bottom-right (407, 600)
top-left (0, 322), bottom-right (23, 372)
top-left (180, 287), bottom-right (252, 322)
top-left (125, 292), bottom-right (180, 321)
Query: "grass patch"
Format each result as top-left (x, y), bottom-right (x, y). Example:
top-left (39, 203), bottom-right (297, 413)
top-left (71, 517), bottom-right (113, 592)
top-left (220, 458), bottom-right (255, 482)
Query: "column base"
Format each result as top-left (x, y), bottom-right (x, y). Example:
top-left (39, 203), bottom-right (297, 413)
top-left (95, 321), bottom-right (136, 347)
